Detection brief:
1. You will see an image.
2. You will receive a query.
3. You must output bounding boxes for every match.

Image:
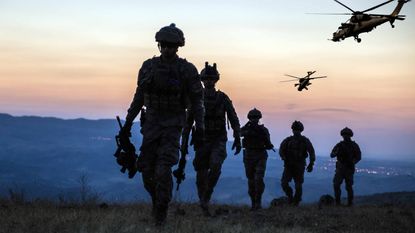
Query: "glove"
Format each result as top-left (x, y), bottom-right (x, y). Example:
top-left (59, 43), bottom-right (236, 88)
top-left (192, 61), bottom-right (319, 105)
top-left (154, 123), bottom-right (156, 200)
top-left (173, 168), bottom-right (185, 182)
top-left (266, 143), bottom-right (274, 150)
top-left (232, 137), bottom-right (242, 155)
top-left (306, 163), bottom-right (314, 173)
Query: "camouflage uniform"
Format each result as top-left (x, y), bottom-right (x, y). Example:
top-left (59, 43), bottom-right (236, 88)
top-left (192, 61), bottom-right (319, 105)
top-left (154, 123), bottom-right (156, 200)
top-left (184, 62), bottom-right (241, 211)
top-left (241, 108), bottom-right (273, 210)
top-left (279, 121), bottom-right (315, 205)
top-left (123, 24), bottom-right (204, 224)
top-left (331, 127), bottom-right (361, 206)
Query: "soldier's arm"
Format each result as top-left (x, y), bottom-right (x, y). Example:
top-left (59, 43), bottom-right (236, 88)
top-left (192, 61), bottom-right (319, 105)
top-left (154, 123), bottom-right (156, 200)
top-left (240, 122), bottom-right (251, 137)
top-left (279, 139), bottom-right (288, 160)
top-left (306, 138), bottom-right (316, 163)
top-left (185, 63), bottom-right (204, 130)
top-left (263, 126), bottom-right (274, 149)
top-left (182, 110), bottom-right (194, 138)
top-left (330, 143), bottom-right (340, 158)
top-left (224, 93), bottom-right (241, 138)
top-left (353, 143), bottom-right (362, 164)
top-left (125, 60), bottom-right (149, 125)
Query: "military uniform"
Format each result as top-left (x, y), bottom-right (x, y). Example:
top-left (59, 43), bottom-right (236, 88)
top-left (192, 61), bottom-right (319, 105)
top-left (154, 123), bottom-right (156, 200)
top-left (241, 109), bottom-right (273, 210)
top-left (184, 62), bottom-right (240, 212)
top-left (279, 121), bottom-right (315, 205)
top-left (123, 24), bottom-right (204, 224)
top-left (331, 127), bottom-right (361, 206)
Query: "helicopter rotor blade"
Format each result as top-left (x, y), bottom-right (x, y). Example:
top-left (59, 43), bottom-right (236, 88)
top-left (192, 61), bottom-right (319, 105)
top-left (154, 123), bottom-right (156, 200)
top-left (309, 76), bottom-right (328, 80)
top-left (280, 79), bottom-right (299, 83)
top-left (306, 13), bottom-right (353, 15)
top-left (362, 0), bottom-right (394, 13)
top-left (284, 74), bottom-right (302, 79)
top-left (369, 13), bottom-right (406, 18)
top-left (334, 0), bottom-right (355, 13)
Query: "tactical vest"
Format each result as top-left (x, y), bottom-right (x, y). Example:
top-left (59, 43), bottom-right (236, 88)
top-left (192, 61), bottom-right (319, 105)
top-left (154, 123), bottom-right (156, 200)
top-left (336, 141), bottom-right (356, 166)
top-left (204, 91), bottom-right (226, 135)
top-left (242, 124), bottom-right (268, 149)
top-left (284, 136), bottom-right (308, 162)
top-left (139, 57), bottom-right (187, 113)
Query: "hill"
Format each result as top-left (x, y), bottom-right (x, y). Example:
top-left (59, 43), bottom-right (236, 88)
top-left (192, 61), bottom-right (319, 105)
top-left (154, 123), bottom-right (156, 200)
top-left (1, 113), bottom-right (415, 204)
top-left (1, 192), bottom-right (414, 233)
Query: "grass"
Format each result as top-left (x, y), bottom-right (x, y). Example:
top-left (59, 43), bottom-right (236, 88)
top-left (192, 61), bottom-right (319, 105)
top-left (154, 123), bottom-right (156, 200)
top-left (0, 198), bottom-right (414, 233)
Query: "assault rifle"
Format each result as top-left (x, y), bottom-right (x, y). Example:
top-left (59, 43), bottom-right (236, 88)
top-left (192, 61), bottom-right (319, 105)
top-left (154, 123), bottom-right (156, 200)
top-left (173, 126), bottom-right (194, 191)
top-left (114, 116), bottom-right (138, 179)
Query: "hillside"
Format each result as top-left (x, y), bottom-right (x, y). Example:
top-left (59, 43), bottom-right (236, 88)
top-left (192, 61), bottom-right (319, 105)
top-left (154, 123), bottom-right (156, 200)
top-left (1, 113), bottom-right (415, 205)
top-left (1, 195), bottom-right (414, 233)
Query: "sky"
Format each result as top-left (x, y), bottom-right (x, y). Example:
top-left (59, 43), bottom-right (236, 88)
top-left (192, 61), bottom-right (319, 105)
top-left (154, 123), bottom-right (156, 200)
top-left (0, 0), bottom-right (414, 160)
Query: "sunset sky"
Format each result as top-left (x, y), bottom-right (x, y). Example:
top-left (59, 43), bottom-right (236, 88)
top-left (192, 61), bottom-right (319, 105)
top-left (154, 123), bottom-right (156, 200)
top-left (1, 0), bottom-right (414, 159)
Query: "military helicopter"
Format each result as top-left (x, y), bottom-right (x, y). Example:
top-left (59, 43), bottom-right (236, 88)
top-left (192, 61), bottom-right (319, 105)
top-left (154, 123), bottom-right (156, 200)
top-left (314, 0), bottom-right (410, 43)
top-left (281, 71), bottom-right (327, 91)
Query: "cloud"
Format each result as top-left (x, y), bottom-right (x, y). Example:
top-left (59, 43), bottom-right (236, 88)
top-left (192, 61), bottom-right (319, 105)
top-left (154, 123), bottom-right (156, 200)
top-left (307, 108), bottom-right (356, 113)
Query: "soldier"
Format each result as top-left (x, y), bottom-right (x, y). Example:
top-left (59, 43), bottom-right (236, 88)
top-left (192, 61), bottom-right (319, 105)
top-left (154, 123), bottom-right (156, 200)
top-left (241, 108), bottom-right (274, 210)
top-left (330, 127), bottom-right (361, 207)
top-left (182, 62), bottom-right (241, 215)
top-left (279, 121), bottom-right (315, 206)
top-left (119, 23), bottom-right (204, 225)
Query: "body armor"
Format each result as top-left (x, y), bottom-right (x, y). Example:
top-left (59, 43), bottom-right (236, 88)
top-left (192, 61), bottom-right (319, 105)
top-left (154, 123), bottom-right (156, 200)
top-left (204, 90), bottom-right (226, 135)
top-left (140, 57), bottom-right (187, 114)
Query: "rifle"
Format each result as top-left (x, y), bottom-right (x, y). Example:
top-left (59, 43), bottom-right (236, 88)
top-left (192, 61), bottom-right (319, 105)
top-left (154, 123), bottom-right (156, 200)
top-left (114, 116), bottom-right (138, 179)
top-left (173, 126), bottom-right (193, 191)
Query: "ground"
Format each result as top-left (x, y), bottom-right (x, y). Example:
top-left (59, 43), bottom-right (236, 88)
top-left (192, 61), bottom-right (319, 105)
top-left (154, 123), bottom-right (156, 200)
top-left (1, 199), bottom-right (414, 233)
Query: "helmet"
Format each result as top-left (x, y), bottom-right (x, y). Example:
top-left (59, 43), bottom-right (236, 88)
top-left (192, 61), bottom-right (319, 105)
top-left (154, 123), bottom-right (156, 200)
top-left (291, 120), bottom-right (304, 132)
top-left (155, 23), bottom-right (185, 47)
top-left (247, 108), bottom-right (262, 120)
top-left (340, 127), bottom-right (353, 137)
top-left (200, 62), bottom-right (220, 81)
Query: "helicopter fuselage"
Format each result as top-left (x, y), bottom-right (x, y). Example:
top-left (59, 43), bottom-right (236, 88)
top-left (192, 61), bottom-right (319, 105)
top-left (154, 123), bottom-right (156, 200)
top-left (296, 78), bottom-right (311, 91)
top-left (332, 16), bottom-right (391, 42)
top-left (331, 0), bottom-right (409, 43)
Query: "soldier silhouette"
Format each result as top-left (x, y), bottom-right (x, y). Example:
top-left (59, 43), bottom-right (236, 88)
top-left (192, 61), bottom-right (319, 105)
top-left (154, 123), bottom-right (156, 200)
top-left (331, 127), bottom-right (361, 206)
top-left (241, 108), bottom-right (274, 210)
top-left (119, 23), bottom-right (205, 225)
top-left (181, 62), bottom-right (241, 215)
top-left (279, 121), bottom-right (315, 206)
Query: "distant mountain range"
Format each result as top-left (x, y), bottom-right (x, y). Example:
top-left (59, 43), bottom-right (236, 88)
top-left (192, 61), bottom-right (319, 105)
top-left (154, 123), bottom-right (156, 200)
top-left (1, 113), bottom-right (415, 204)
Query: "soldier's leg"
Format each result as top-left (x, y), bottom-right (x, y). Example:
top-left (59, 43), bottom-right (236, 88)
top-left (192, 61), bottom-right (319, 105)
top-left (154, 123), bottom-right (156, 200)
top-left (281, 166), bottom-right (294, 203)
top-left (243, 155), bottom-right (256, 209)
top-left (204, 140), bottom-right (227, 204)
top-left (293, 166), bottom-right (305, 205)
top-left (138, 131), bottom-right (160, 213)
top-left (153, 127), bottom-right (181, 224)
top-left (254, 155), bottom-right (267, 209)
top-left (345, 171), bottom-right (354, 206)
top-left (193, 145), bottom-right (210, 204)
top-left (333, 169), bottom-right (344, 205)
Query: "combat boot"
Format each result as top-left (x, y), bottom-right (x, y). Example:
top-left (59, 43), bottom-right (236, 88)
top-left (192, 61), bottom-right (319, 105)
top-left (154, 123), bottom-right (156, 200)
top-left (154, 206), bottom-right (168, 226)
top-left (255, 196), bottom-right (262, 210)
top-left (347, 197), bottom-right (353, 207)
top-left (200, 199), bottom-right (211, 217)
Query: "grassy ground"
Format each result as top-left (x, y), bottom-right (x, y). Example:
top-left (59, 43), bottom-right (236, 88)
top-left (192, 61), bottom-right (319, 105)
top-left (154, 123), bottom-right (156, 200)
top-left (0, 200), bottom-right (414, 233)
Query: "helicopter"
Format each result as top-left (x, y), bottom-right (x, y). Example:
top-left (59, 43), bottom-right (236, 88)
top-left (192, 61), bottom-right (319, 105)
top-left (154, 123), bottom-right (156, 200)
top-left (315, 0), bottom-right (410, 43)
top-left (281, 71), bottom-right (327, 91)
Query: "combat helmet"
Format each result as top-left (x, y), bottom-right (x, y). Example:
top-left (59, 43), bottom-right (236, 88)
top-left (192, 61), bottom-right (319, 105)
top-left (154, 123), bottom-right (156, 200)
top-left (291, 120), bottom-right (304, 132)
top-left (155, 23), bottom-right (185, 47)
top-left (247, 108), bottom-right (262, 120)
top-left (200, 62), bottom-right (220, 81)
top-left (340, 127), bottom-right (353, 137)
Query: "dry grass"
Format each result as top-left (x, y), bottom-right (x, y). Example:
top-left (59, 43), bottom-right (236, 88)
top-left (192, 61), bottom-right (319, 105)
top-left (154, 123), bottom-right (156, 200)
top-left (0, 199), bottom-right (414, 233)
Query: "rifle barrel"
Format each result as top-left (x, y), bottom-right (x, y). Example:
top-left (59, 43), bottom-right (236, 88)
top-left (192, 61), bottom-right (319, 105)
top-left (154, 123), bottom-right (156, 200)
top-left (116, 116), bottom-right (123, 129)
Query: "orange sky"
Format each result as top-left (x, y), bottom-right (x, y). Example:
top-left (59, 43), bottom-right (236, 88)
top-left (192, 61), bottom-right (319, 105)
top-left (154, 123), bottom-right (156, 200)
top-left (0, 0), bottom-right (414, 158)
